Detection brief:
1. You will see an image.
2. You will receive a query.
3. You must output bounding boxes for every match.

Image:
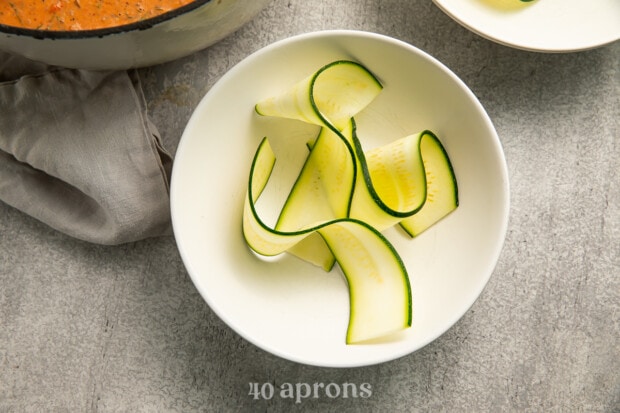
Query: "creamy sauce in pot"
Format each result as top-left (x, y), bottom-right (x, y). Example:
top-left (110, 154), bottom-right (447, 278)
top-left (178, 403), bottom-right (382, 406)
top-left (0, 0), bottom-right (196, 31)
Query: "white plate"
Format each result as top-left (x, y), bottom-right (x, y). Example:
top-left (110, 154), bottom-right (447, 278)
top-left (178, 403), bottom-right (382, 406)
top-left (171, 30), bottom-right (510, 367)
top-left (433, 0), bottom-right (620, 52)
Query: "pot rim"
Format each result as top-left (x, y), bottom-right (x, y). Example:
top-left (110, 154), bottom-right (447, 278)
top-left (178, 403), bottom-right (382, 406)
top-left (0, 0), bottom-right (212, 40)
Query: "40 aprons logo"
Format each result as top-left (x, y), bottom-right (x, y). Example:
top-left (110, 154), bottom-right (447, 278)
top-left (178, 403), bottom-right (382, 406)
top-left (248, 381), bottom-right (372, 403)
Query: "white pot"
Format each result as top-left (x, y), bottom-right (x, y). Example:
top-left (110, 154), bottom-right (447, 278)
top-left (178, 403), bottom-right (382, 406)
top-left (0, 0), bottom-right (273, 70)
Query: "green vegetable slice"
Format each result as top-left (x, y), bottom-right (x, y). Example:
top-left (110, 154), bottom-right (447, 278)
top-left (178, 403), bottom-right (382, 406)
top-left (275, 123), bottom-right (356, 271)
top-left (319, 220), bottom-right (411, 344)
top-left (399, 130), bottom-right (459, 237)
top-left (259, 60), bottom-right (383, 271)
top-left (242, 137), bottom-right (412, 343)
top-left (256, 61), bottom-right (437, 236)
top-left (349, 124), bottom-right (427, 232)
top-left (270, 122), bottom-right (458, 267)
top-left (244, 59), bottom-right (459, 344)
top-left (255, 60), bottom-right (383, 131)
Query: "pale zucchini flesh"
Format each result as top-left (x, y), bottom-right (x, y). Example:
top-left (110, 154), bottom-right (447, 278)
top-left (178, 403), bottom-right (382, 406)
top-left (255, 60), bottom-right (383, 131)
top-left (349, 125), bottom-right (428, 232)
top-left (275, 123), bottom-right (356, 271)
top-left (318, 220), bottom-right (411, 343)
top-left (244, 60), bottom-right (458, 344)
top-left (242, 137), bottom-right (412, 344)
top-left (399, 131), bottom-right (458, 237)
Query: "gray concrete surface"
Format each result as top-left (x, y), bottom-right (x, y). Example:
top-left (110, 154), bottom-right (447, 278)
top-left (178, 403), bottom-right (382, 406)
top-left (1, 0), bottom-right (619, 411)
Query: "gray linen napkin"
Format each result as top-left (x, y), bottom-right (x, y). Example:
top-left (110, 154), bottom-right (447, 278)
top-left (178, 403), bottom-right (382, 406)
top-left (0, 53), bottom-right (173, 245)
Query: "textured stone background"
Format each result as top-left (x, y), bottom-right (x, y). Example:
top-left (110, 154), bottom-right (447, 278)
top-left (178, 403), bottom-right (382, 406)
top-left (1, 0), bottom-right (618, 411)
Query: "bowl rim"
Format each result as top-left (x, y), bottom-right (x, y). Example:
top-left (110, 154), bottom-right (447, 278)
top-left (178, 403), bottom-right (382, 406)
top-left (432, 0), bottom-right (620, 52)
top-left (0, 0), bottom-right (211, 40)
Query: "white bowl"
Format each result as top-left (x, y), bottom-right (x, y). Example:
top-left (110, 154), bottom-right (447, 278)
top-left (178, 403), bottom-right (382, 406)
top-left (171, 30), bottom-right (510, 367)
top-left (433, 0), bottom-right (620, 52)
top-left (0, 0), bottom-right (272, 69)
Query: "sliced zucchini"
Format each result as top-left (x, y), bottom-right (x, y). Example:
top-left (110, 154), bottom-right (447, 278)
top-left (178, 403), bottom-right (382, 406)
top-left (275, 123), bottom-right (356, 271)
top-left (319, 220), bottom-right (411, 344)
top-left (256, 60), bottom-right (383, 270)
top-left (242, 137), bottom-right (412, 343)
top-left (399, 131), bottom-right (458, 237)
top-left (273, 126), bottom-right (458, 267)
top-left (242, 137), bottom-right (307, 256)
top-left (255, 60), bottom-right (383, 131)
top-left (286, 233), bottom-right (335, 271)
top-left (256, 62), bottom-right (438, 235)
top-left (349, 125), bottom-right (427, 232)
top-left (244, 59), bottom-right (459, 344)
top-left (276, 123), bottom-right (355, 229)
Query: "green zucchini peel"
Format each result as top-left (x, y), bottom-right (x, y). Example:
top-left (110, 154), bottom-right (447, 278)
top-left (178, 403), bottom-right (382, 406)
top-left (243, 60), bottom-right (458, 344)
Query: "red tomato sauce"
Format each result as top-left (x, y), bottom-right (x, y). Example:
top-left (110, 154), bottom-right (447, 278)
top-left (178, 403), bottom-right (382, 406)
top-left (0, 0), bottom-right (196, 31)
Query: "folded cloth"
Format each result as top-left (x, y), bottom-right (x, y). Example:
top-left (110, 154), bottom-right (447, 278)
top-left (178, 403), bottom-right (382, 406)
top-left (0, 53), bottom-right (173, 245)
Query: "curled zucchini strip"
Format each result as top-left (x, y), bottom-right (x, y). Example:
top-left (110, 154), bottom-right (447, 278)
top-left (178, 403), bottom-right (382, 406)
top-left (351, 128), bottom-right (458, 234)
top-left (256, 61), bottom-right (458, 263)
top-left (242, 137), bottom-right (412, 344)
top-left (349, 123), bottom-right (427, 232)
top-left (399, 130), bottom-right (459, 237)
top-left (255, 60), bottom-right (383, 131)
top-left (244, 60), bottom-right (458, 343)
top-left (256, 61), bottom-right (438, 236)
top-left (275, 122), bottom-right (356, 271)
